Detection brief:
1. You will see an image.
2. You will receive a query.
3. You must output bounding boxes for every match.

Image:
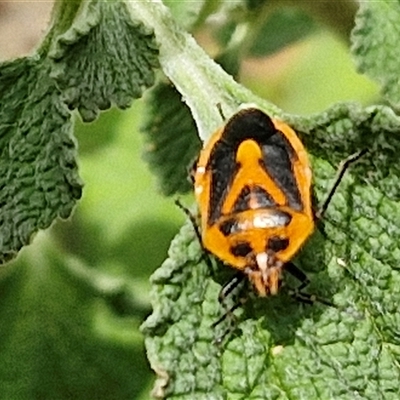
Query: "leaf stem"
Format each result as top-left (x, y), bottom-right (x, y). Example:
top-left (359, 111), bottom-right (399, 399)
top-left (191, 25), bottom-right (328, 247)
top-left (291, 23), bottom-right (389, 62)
top-left (125, 0), bottom-right (280, 141)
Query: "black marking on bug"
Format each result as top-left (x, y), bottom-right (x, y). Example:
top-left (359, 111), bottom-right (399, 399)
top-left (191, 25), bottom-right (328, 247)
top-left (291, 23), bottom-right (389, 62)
top-left (231, 185), bottom-right (276, 213)
top-left (258, 138), bottom-right (302, 212)
top-left (267, 237), bottom-right (290, 252)
top-left (206, 109), bottom-right (303, 226)
top-left (219, 218), bottom-right (240, 236)
top-left (230, 242), bottom-right (253, 257)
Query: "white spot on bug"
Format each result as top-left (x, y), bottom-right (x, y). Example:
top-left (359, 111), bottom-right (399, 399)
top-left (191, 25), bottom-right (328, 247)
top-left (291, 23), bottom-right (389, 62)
top-left (196, 166), bottom-right (206, 174)
top-left (195, 185), bottom-right (203, 195)
top-left (253, 214), bottom-right (287, 228)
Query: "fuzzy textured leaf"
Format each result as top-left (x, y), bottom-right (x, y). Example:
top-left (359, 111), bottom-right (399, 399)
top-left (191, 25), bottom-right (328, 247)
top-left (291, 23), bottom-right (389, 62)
top-left (143, 104), bottom-right (400, 399)
top-left (50, 1), bottom-right (159, 122)
top-left (0, 57), bottom-right (82, 264)
top-left (352, 1), bottom-right (400, 106)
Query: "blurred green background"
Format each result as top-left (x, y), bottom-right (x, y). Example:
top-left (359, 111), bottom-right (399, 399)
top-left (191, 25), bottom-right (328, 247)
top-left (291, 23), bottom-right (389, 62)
top-left (0, 2), bottom-right (379, 399)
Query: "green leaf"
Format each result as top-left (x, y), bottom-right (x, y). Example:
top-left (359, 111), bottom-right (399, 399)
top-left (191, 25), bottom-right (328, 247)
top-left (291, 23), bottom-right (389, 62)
top-left (0, 235), bottom-right (151, 399)
top-left (0, 57), bottom-right (82, 264)
top-left (0, 0), bottom-right (163, 263)
top-left (352, 1), bottom-right (400, 106)
top-left (50, 0), bottom-right (159, 122)
top-left (249, 8), bottom-right (317, 57)
top-left (142, 103), bottom-right (400, 399)
top-left (141, 81), bottom-right (202, 196)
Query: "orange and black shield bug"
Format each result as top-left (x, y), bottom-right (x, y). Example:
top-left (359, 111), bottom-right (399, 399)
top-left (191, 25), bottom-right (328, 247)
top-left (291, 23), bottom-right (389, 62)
top-left (191, 107), bottom-right (365, 299)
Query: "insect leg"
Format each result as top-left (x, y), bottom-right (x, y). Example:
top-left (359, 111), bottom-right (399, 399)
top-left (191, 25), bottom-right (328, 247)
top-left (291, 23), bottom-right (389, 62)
top-left (212, 297), bottom-right (247, 345)
top-left (315, 149), bottom-right (367, 221)
top-left (175, 198), bottom-right (202, 245)
top-left (187, 156), bottom-right (199, 184)
top-left (285, 261), bottom-right (332, 306)
top-left (212, 272), bottom-right (246, 327)
top-left (211, 296), bottom-right (246, 329)
top-left (211, 273), bottom-right (247, 344)
top-left (174, 198), bottom-right (216, 274)
top-left (217, 272), bottom-right (245, 303)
